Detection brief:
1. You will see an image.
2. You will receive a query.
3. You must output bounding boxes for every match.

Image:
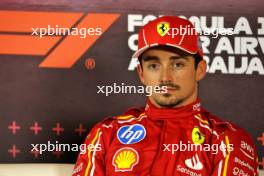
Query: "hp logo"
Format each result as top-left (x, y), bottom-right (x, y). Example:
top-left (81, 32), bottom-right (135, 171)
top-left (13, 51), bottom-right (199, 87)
top-left (117, 124), bottom-right (146, 144)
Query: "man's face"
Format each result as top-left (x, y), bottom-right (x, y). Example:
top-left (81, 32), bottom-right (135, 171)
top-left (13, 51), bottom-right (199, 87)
top-left (137, 46), bottom-right (206, 108)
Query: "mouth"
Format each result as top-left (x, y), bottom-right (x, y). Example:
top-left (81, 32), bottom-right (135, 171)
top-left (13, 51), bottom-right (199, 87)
top-left (166, 87), bottom-right (177, 91)
top-left (159, 84), bottom-right (180, 94)
top-left (164, 87), bottom-right (179, 92)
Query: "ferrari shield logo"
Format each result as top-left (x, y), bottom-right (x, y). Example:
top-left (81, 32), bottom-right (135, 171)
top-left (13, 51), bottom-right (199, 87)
top-left (157, 22), bottom-right (170, 37)
top-left (192, 127), bottom-right (205, 144)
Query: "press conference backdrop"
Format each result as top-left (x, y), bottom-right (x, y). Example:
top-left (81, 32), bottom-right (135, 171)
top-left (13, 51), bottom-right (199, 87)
top-left (0, 0), bottom-right (263, 171)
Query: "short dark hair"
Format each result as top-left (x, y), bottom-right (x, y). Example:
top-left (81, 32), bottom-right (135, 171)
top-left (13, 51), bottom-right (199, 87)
top-left (138, 52), bottom-right (202, 70)
top-left (193, 53), bottom-right (203, 69)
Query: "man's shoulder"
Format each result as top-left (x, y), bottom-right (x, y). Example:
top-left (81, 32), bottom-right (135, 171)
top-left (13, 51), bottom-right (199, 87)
top-left (202, 110), bottom-right (258, 170)
top-left (202, 109), bottom-right (256, 149)
top-left (202, 110), bottom-right (236, 131)
top-left (202, 109), bottom-right (247, 134)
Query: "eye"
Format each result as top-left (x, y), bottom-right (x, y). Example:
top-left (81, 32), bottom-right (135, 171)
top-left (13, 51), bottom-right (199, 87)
top-left (147, 63), bottom-right (160, 70)
top-left (173, 62), bottom-right (185, 69)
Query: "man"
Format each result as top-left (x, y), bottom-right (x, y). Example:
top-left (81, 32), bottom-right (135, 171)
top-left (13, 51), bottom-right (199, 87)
top-left (72, 16), bottom-right (259, 176)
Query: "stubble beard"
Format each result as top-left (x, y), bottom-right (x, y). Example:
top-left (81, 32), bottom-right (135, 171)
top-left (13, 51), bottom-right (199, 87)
top-left (153, 93), bottom-right (184, 108)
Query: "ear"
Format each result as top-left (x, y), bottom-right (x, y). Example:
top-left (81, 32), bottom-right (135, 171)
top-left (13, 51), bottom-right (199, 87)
top-left (137, 64), bottom-right (146, 85)
top-left (196, 60), bottom-right (207, 81)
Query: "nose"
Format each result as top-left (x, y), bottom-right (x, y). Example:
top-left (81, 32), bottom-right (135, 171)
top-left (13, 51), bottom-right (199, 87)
top-left (160, 67), bottom-right (173, 84)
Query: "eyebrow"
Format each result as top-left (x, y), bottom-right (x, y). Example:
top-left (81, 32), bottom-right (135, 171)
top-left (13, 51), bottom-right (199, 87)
top-left (142, 55), bottom-right (188, 62)
top-left (142, 56), bottom-right (159, 62)
top-left (170, 56), bottom-right (188, 60)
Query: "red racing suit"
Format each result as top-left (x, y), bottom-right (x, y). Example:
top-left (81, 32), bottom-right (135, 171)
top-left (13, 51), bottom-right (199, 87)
top-left (72, 99), bottom-right (259, 176)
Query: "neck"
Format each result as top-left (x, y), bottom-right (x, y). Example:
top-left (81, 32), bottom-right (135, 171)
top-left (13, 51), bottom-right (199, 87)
top-left (145, 97), bottom-right (201, 120)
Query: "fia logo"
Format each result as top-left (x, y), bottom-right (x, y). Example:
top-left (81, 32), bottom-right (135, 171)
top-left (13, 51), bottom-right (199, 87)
top-left (117, 124), bottom-right (146, 144)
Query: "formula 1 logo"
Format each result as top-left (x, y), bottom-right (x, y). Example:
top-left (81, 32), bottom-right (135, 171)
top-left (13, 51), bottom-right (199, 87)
top-left (0, 10), bottom-right (120, 68)
top-left (157, 22), bottom-right (170, 37)
top-left (117, 124), bottom-right (146, 144)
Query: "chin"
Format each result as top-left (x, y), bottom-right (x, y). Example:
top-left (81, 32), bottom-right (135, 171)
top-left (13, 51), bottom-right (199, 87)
top-left (153, 94), bottom-right (182, 107)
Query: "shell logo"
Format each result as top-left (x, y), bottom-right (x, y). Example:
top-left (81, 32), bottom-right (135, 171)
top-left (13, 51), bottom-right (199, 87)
top-left (112, 147), bottom-right (139, 172)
